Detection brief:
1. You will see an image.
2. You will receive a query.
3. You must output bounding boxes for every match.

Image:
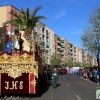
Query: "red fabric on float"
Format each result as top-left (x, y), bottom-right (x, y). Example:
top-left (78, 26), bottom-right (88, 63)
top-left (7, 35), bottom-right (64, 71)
top-left (1, 73), bottom-right (29, 94)
top-left (29, 73), bottom-right (34, 94)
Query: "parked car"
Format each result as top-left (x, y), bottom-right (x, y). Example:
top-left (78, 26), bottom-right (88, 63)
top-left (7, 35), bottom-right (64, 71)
top-left (59, 68), bottom-right (66, 74)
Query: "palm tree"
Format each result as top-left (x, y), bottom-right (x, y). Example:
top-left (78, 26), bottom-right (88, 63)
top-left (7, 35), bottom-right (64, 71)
top-left (3, 6), bottom-right (47, 57)
top-left (3, 6), bottom-right (47, 34)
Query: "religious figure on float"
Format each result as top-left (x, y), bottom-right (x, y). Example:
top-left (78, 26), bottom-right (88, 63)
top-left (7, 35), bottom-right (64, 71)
top-left (5, 38), bottom-right (12, 53)
top-left (18, 36), bottom-right (24, 53)
top-left (20, 27), bottom-right (27, 41)
top-left (13, 36), bottom-right (20, 52)
top-left (22, 38), bottom-right (31, 52)
top-left (5, 26), bottom-right (32, 53)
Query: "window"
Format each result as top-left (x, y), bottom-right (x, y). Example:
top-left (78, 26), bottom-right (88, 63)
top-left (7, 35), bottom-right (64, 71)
top-left (40, 27), bottom-right (42, 30)
top-left (46, 30), bottom-right (48, 33)
top-left (42, 28), bottom-right (44, 32)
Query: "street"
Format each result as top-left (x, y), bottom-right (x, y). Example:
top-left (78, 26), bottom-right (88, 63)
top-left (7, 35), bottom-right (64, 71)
top-left (0, 73), bottom-right (99, 100)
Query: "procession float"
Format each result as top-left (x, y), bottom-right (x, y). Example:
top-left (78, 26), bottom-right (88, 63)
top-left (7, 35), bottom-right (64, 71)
top-left (0, 27), bottom-right (44, 95)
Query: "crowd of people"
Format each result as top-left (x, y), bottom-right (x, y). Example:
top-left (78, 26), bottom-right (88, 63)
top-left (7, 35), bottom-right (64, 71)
top-left (77, 66), bottom-right (100, 84)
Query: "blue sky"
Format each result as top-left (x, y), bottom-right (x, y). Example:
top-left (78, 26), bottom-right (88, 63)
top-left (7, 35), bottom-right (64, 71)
top-left (0, 0), bottom-right (100, 49)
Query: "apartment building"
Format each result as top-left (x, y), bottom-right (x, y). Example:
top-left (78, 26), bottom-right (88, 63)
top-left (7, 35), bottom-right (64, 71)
top-left (45, 26), bottom-right (55, 64)
top-left (64, 39), bottom-right (68, 61)
top-left (55, 35), bottom-right (63, 57)
top-left (81, 49), bottom-right (85, 63)
top-left (60, 38), bottom-right (66, 62)
top-left (55, 35), bottom-right (66, 63)
top-left (65, 39), bottom-right (70, 61)
top-left (33, 22), bottom-right (45, 56)
top-left (92, 58), bottom-right (97, 66)
top-left (69, 43), bottom-right (74, 61)
top-left (73, 45), bottom-right (79, 62)
top-left (78, 48), bottom-right (82, 64)
top-left (55, 34), bottom-right (58, 56)
top-left (34, 22), bottom-right (55, 64)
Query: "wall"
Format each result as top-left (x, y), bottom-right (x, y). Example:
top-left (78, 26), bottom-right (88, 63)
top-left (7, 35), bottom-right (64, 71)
top-left (0, 6), bottom-right (7, 27)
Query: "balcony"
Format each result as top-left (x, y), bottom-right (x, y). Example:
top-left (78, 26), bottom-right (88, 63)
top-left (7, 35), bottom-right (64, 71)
top-left (70, 52), bottom-right (73, 55)
top-left (61, 44), bottom-right (65, 48)
top-left (67, 52), bottom-right (70, 54)
top-left (71, 57), bottom-right (73, 61)
top-left (58, 37), bottom-right (61, 42)
top-left (46, 50), bottom-right (49, 53)
top-left (46, 30), bottom-right (49, 34)
top-left (46, 35), bottom-right (49, 38)
top-left (46, 43), bottom-right (49, 48)
top-left (58, 42), bottom-right (61, 46)
top-left (58, 53), bottom-right (62, 57)
top-left (33, 28), bottom-right (37, 33)
top-left (41, 42), bottom-right (45, 45)
top-left (58, 48), bottom-right (63, 52)
top-left (61, 40), bottom-right (64, 43)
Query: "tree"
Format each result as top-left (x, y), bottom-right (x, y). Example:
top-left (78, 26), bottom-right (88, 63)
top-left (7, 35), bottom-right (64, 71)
top-left (3, 6), bottom-right (48, 58)
top-left (75, 62), bottom-right (81, 67)
top-left (50, 53), bottom-right (62, 67)
top-left (82, 62), bottom-right (90, 67)
top-left (3, 6), bottom-right (47, 34)
top-left (81, 5), bottom-right (100, 67)
top-left (65, 61), bottom-right (73, 67)
top-left (42, 55), bottom-right (47, 64)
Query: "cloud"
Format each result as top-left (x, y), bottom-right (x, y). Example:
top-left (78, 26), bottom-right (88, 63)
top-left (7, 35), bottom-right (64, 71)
top-left (66, 30), bottom-right (82, 36)
top-left (53, 10), bottom-right (66, 21)
top-left (70, 30), bottom-right (82, 35)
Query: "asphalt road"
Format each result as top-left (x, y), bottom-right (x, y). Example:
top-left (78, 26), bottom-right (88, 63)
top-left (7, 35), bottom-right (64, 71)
top-left (0, 74), bottom-right (99, 100)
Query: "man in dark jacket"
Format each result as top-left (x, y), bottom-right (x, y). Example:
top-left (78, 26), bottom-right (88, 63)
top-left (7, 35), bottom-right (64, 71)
top-left (52, 66), bottom-right (59, 88)
top-left (44, 69), bottom-right (48, 86)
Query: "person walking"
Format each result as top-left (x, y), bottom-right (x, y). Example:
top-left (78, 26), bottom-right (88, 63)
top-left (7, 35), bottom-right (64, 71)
top-left (47, 68), bottom-right (51, 80)
top-left (44, 69), bottom-right (48, 86)
top-left (52, 66), bottom-right (59, 88)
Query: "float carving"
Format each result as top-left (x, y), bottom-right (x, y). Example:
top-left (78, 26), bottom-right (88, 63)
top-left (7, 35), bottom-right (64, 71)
top-left (0, 53), bottom-right (38, 79)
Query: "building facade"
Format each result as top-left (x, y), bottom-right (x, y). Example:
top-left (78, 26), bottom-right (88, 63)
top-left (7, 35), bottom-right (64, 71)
top-left (34, 22), bottom-right (55, 64)
top-left (45, 26), bottom-right (55, 64)
top-left (0, 5), bottom-right (22, 51)
top-left (73, 45), bottom-right (79, 62)
top-left (78, 48), bottom-right (82, 65)
top-left (0, 5), bottom-right (22, 36)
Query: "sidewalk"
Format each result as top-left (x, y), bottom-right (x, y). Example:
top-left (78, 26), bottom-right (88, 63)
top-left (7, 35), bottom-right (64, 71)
top-left (79, 76), bottom-right (100, 85)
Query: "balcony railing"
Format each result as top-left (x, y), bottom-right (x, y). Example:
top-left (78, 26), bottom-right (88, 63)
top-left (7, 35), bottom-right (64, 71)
top-left (58, 48), bottom-right (63, 52)
top-left (61, 44), bottom-right (65, 48)
top-left (46, 43), bottom-right (49, 48)
top-left (58, 37), bottom-right (61, 42)
top-left (61, 40), bottom-right (64, 43)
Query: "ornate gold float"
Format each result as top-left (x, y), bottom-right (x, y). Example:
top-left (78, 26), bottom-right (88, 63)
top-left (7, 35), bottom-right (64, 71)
top-left (0, 52), bottom-right (43, 79)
